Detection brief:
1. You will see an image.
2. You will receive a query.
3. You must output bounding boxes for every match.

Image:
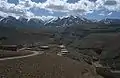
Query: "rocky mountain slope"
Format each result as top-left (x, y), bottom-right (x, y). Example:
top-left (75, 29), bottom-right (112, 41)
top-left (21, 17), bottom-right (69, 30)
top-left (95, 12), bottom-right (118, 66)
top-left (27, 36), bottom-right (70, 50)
top-left (0, 15), bottom-right (120, 28)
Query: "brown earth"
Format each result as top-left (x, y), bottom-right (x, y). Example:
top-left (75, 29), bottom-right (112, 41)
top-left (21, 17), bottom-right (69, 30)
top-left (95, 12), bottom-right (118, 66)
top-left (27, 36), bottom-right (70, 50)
top-left (0, 53), bottom-right (102, 78)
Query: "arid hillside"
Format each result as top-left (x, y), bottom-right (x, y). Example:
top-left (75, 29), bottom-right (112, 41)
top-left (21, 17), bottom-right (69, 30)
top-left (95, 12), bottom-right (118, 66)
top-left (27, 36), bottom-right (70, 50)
top-left (0, 53), bottom-right (102, 78)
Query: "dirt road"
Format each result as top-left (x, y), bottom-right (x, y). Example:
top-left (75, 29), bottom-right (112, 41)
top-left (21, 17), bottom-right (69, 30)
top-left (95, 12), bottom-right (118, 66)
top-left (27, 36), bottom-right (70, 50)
top-left (0, 51), bottom-right (43, 61)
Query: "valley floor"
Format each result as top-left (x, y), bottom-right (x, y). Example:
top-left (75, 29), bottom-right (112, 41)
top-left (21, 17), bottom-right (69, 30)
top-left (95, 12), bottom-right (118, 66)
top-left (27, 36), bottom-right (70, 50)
top-left (0, 46), bottom-right (102, 78)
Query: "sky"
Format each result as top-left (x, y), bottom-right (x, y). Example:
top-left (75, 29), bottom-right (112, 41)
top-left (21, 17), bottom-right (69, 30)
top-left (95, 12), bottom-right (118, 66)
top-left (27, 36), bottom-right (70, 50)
top-left (0, 0), bottom-right (120, 20)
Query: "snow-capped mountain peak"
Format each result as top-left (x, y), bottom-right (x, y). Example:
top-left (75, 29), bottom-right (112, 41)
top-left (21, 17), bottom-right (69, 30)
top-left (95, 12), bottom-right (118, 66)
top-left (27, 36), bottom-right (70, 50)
top-left (100, 18), bottom-right (120, 24)
top-left (0, 16), bottom-right (3, 21)
top-left (0, 15), bottom-right (120, 28)
top-left (45, 15), bottom-right (92, 26)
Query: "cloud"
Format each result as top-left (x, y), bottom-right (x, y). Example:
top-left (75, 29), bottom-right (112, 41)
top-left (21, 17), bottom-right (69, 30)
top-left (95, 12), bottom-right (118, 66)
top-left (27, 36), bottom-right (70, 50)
top-left (104, 0), bottom-right (117, 5)
top-left (0, 0), bottom-right (35, 18)
top-left (35, 15), bottom-right (57, 21)
top-left (108, 12), bottom-right (112, 15)
top-left (45, 4), bottom-right (66, 11)
top-left (89, 0), bottom-right (97, 2)
top-left (0, 0), bottom-right (120, 20)
top-left (99, 11), bottom-right (113, 16)
top-left (104, 0), bottom-right (120, 11)
top-left (99, 11), bottom-right (105, 16)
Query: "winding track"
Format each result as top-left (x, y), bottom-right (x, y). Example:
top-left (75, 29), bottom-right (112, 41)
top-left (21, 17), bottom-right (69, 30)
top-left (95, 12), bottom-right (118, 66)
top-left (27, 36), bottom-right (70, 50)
top-left (0, 51), bottom-right (43, 61)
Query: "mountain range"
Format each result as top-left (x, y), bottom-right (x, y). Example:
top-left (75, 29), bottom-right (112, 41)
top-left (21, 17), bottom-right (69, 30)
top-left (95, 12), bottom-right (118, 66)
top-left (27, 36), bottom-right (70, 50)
top-left (0, 16), bottom-right (120, 28)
